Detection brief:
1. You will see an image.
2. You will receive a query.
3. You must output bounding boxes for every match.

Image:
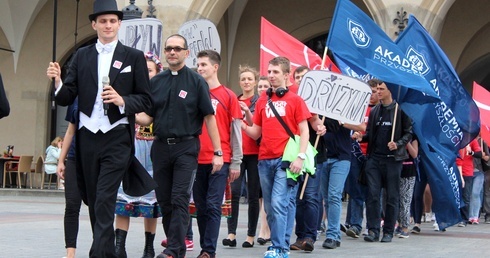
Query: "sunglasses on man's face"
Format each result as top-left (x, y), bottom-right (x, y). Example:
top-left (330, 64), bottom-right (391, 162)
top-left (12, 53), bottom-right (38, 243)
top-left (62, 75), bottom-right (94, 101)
top-left (164, 46), bottom-right (187, 52)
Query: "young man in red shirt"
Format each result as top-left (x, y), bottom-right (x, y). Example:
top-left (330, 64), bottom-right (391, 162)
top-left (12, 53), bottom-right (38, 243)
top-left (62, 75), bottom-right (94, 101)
top-left (242, 57), bottom-right (311, 258)
top-left (194, 50), bottom-right (243, 258)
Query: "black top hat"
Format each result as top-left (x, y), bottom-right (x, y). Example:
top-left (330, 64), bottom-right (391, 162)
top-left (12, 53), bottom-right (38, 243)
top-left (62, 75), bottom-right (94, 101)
top-left (89, 0), bottom-right (124, 21)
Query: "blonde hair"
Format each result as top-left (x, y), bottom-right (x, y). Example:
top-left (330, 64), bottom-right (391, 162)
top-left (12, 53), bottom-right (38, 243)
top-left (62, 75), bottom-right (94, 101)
top-left (238, 65), bottom-right (259, 81)
top-left (51, 136), bottom-right (63, 147)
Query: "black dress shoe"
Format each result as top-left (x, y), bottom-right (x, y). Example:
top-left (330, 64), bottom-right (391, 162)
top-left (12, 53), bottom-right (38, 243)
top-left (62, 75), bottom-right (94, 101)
top-left (242, 241), bottom-right (254, 248)
top-left (257, 238), bottom-right (267, 245)
top-left (222, 238), bottom-right (237, 247)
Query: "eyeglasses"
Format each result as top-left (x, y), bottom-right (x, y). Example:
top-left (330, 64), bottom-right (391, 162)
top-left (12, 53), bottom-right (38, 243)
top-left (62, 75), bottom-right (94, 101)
top-left (164, 46), bottom-right (187, 52)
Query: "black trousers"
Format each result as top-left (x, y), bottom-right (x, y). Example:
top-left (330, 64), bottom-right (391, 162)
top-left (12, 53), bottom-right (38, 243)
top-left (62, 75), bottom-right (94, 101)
top-left (79, 127), bottom-right (131, 258)
top-left (365, 155), bottom-right (402, 235)
top-left (460, 175), bottom-right (473, 223)
top-left (64, 158), bottom-right (82, 248)
top-left (152, 137), bottom-right (199, 258)
top-left (227, 154), bottom-right (261, 237)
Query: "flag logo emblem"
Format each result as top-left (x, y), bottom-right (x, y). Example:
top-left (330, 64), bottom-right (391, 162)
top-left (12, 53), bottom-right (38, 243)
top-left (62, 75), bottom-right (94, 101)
top-left (406, 46), bottom-right (430, 76)
top-left (348, 19), bottom-right (371, 48)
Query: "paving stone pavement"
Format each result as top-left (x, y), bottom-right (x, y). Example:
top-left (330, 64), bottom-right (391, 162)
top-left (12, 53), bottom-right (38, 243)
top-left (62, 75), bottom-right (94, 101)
top-left (1, 189), bottom-right (490, 258)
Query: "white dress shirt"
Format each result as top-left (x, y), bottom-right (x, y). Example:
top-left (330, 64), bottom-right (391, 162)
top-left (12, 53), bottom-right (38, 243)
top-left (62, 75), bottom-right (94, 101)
top-left (78, 39), bottom-right (128, 133)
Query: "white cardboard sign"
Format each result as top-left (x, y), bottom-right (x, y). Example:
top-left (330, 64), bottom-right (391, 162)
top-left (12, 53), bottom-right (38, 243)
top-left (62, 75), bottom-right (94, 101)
top-left (178, 19), bottom-right (221, 68)
top-left (119, 18), bottom-right (163, 57)
top-left (298, 70), bottom-right (371, 125)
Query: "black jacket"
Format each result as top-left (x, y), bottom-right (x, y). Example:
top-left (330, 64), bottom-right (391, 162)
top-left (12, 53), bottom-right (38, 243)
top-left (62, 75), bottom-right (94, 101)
top-left (363, 101), bottom-right (413, 161)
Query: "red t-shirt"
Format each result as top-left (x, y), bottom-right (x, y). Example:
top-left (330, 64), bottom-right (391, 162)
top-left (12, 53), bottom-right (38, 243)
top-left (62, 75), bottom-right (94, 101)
top-left (253, 91), bottom-right (311, 160)
top-left (239, 96), bottom-right (260, 155)
top-left (288, 83), bottom-right (299, 94)
top-left (198, 85), bottom-right (242, 164)
top-left (456, 139), bottom-right (481, 177)
top-left (360, 105), bottom-right (373, 154)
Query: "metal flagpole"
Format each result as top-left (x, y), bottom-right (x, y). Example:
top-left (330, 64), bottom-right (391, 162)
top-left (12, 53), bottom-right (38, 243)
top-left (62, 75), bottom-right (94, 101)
top-left (51, 0), bottom-right (58, 110)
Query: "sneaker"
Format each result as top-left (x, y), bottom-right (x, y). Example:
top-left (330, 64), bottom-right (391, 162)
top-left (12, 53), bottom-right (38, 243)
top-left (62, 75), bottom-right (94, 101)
top-left (185, 238), bottom-right (194, 251)
top-left (346, 227), bottom-right (360, 238)
top-left (433, 222), bottom-right (439, 231)
top-left (485, 217), bottom-right (490, 224)
top-left (264, 247), bottom-right (283, 258)
top-left (411, 226), bottom-right (421, 234)
top-left (398, 231), bottom-right (409, 238)
top-left (340, 224), bottom-right (349, 233)
top-left (362, 229), bottom-right (369, 236)
top-left (457, 222), bottom-right (467, 227)
top-left (425, 212), bottom-right (432, 222)
top-left (290, 239), bottom-right (304, 251)
top-left (363, 230), bottom-right (379, 242)
top-left (317, 221), bottom-right (326, 235)
top-left (469, 218), bottom-right (479, 225)
top-left (302, 238), bottom-right (315, 252)
top-left (380, 234), bottom-right (393, 243)
top-left (394, 226), bottom-right (402, 237)
top-left (161, 238), bottom-right (194, 251)
top-left (322, 238), bottom-right (340, 249)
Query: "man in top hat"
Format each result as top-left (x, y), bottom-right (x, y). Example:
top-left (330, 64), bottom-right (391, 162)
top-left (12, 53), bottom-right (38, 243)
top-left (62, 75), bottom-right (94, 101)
top-left (46, 0), bottom-right (152, 257)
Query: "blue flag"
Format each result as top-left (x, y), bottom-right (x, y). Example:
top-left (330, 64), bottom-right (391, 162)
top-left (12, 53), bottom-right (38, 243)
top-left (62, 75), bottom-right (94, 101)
top-left (396, 15), bottom-right (480, 149)
top-left (394, 15), bottom-right (480, 229)
top-left (418, 144), bottom-right (463, 230)
top-left (327, 0), bottom-right (440, 103)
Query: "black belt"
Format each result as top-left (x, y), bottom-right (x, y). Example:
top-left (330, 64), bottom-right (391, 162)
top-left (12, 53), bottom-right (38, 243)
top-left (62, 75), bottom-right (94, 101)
top-left (113, 124), bottom-right (129, 130)
top-left (158, 136), bottom-right (196, 145)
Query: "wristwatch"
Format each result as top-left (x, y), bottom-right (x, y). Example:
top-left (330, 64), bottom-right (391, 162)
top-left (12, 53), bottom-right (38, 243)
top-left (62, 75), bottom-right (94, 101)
top-left (214, 150), bottom-right (223, 157)
top-left (297, 153), bottom-right (306, 160)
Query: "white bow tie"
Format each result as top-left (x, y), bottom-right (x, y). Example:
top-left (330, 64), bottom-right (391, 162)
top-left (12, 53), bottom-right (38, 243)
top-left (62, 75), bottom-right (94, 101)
top-left (96, 42), bottom-right (115, 54)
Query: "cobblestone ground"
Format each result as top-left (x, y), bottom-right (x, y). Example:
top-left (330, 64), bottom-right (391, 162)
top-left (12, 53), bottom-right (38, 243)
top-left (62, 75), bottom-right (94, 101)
top-left (1, 189), bottom-right (490, 258)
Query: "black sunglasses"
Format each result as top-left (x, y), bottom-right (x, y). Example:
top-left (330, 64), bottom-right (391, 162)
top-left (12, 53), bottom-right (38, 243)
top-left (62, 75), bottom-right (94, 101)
top-left (164, 46), bottom-right (187, 52)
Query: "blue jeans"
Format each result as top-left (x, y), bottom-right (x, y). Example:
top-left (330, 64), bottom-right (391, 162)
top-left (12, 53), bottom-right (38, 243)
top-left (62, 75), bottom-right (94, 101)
top-left (294, 161), bottom-right (323, 241)
top-left (258, 158), bottom-right (297, 252)
top-left (344, 155), bottom-right (367, 231)
top-left (321, 158), bottom-right (350, 242)
top-left (193, 163), bottom-right (230, 255)
top-left (470, 171), bottom-right (484, 218)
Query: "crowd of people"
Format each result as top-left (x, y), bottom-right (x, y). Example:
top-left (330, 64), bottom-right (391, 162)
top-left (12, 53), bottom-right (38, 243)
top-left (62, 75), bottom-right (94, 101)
top-left (43, 1), bottom-right (489, 258)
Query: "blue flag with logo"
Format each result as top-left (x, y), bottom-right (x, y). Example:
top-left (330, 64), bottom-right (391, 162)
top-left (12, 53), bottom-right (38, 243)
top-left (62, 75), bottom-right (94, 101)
top-left (394, 15), bottom-right (479, 229)
top-left (327, 0), bottom-right (440, 103)
top-left (396, 15), bottom-right (480, 149)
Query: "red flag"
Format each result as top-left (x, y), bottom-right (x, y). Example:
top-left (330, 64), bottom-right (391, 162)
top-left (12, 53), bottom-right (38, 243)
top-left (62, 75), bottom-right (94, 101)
top-left (473, 81), bottom-right (490, 143)
top-left (260, 17), bottom-right (340, 76)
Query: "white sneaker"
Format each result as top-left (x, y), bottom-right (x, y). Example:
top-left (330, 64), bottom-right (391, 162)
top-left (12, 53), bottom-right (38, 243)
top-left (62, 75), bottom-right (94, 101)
top-left (433, 222), bottom-right (439, 231)
top-left (425, 212), bottom-right (431, 223)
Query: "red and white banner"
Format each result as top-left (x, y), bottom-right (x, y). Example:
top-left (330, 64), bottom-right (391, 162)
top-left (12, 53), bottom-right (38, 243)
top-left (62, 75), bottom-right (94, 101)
top-left (260, 17), bottom-right (340, 76)
top-left (473, 81), bottom-right (490, 143)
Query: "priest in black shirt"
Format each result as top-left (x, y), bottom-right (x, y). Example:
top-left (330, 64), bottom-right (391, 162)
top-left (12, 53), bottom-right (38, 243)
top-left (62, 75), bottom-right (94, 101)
top-left (137, 34), bottom-right (223, 258)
